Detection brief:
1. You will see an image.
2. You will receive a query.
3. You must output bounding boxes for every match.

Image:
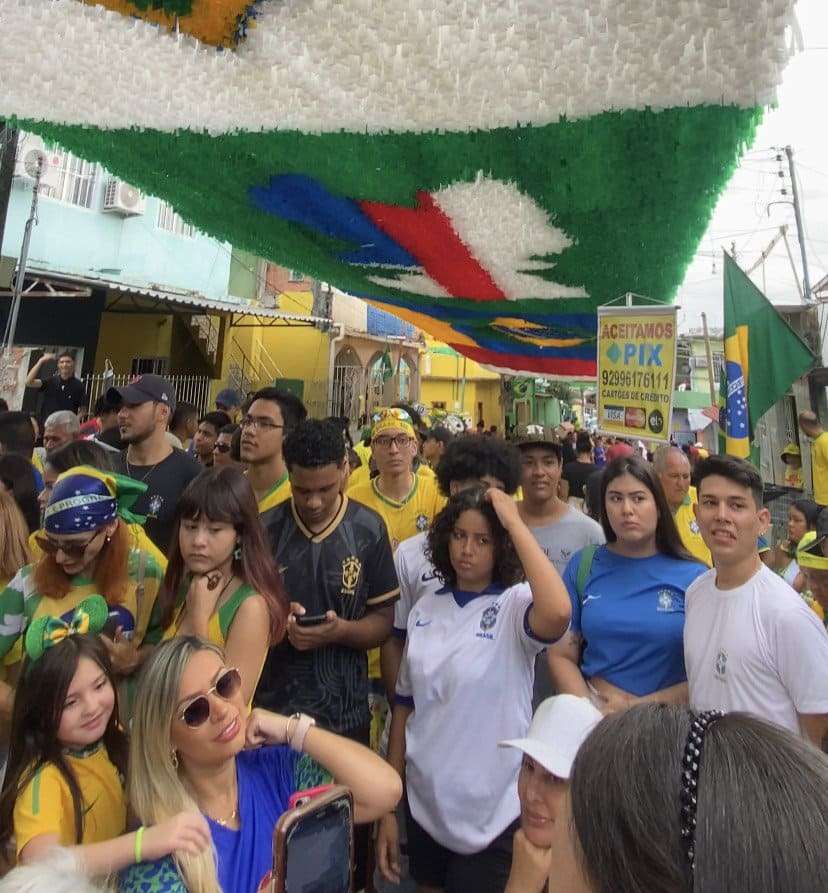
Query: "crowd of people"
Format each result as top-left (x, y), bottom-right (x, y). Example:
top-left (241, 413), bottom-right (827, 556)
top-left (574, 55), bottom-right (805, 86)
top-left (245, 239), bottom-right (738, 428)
top-left (0, 366), bottom-right (825, 892)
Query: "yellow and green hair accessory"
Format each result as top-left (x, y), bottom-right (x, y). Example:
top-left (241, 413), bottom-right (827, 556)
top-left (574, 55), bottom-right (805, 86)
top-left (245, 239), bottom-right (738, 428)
top-left (797, 531), bottom-right (828, 570)
top-left (44, 465), bottom-right (147, 534)
top-left (24, 595), bottom-right (110, 663)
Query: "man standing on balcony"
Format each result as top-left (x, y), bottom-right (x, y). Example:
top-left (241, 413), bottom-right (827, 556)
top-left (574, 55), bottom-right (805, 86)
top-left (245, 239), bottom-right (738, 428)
top-left (25, 351), bottom-right (86, 422)
top-left (108, 374), bottom-right (201, 552)
top-left (240, 386), bottom-right (308, 513)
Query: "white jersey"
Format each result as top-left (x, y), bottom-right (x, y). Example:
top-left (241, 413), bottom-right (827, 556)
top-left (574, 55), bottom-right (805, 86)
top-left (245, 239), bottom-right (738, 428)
top-left (684, 563), bottom-right (828, 735)
top-left (393, 531), bottom-right (442, 635)
top-left (396, 582), bottom-right (554, 854)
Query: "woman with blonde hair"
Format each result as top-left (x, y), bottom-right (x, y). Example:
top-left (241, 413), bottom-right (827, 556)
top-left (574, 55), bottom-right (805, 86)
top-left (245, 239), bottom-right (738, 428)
top-left (0, 466), bottom-right (165, 718)
top-left (121, 636), bottom-right (402, 893)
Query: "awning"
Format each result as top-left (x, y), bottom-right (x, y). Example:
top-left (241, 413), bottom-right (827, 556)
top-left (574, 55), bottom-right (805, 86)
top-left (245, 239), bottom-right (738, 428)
top-left (4, 268), bottom-right (326, 329)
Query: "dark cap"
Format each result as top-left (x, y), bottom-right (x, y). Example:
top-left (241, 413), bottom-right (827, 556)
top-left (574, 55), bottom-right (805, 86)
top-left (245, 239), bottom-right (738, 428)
top-left (513, 426), bottom-right (562, 453)
top-left (216, 388), bottom-right (242, 410)
top-left (106, 374), bottom-right (176, 412)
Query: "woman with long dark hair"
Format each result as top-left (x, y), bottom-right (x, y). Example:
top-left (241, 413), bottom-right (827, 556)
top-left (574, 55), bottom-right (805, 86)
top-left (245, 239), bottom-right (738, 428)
top-left (549, 704), bottom-right (828, 892)
top-left (548, 456), bottom-right (707, 715)
top-left (157, 466), bottom-right (288, 704)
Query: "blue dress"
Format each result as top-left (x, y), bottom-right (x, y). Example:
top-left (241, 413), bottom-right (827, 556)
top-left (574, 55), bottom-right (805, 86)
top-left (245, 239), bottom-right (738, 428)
top-left (120, 748), bottom-right (329, 893)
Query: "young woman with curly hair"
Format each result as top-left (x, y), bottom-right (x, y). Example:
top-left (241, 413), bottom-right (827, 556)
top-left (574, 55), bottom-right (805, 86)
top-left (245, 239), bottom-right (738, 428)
top-left (377, 486), bottom-right (571, 893)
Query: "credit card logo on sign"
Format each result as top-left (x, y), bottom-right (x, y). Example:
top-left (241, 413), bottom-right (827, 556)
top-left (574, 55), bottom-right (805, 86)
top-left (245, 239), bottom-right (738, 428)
top-left (603, 405), bottom-right (624, 423)
top-left (625, 408), bottom-right (646, 429)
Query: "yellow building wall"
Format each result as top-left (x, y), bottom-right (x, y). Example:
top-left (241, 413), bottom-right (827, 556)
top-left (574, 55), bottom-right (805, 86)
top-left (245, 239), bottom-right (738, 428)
top-left (94, 313), bottom-right (173, 373)
top-left (253, 291), bottom-right (330, 415)
top-left (420, 338), bottom-right (502, 425)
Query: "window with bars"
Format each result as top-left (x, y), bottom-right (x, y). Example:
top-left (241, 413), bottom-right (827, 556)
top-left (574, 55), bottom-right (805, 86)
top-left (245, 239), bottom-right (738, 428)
top-left (41, 153), bottom-right (99, 208)
top-left (156, 201), bottom-right (196, 237)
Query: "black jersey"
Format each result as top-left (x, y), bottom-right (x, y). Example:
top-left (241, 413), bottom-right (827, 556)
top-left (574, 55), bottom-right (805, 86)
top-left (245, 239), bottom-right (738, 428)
top-left (256, 496), bottom-right (398, 732)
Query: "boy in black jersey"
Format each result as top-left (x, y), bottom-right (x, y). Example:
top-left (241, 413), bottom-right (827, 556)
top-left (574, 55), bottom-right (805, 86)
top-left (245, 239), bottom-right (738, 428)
top-left (256, 419), bottom-right (398, 735)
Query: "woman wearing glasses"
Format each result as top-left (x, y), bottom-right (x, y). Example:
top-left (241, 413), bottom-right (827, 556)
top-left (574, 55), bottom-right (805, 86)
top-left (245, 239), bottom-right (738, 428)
top-left (156, 466), bottom-right (288, 704)
top-left (121, 637), bottom-right (402, 893)
top-left (0, 465), bottom-right (164, 710)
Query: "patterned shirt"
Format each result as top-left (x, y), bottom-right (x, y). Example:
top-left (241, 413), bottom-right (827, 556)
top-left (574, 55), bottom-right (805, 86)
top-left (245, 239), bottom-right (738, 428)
top-left (256, 496), bottom-right (398, 732)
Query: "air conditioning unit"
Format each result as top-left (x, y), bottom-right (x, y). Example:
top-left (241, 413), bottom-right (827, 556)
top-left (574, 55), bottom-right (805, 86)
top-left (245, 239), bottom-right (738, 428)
top-left (102, 179), bottom-right (145, 216)
top-left (13, 135), bottom-right (61, 190)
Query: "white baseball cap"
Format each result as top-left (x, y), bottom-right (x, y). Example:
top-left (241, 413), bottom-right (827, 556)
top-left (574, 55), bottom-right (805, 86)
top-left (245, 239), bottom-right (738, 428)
top-left (499, 694), bottom-right (603, 779)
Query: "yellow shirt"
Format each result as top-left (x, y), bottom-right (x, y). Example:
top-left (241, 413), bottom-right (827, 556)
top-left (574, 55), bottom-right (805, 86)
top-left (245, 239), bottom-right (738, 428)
top-left (257, 472), bottom-right (292, 514)
top-left (28, 524), bottom-right (167, 572)
top-left (348, 474), bottom-right (446, 550)
top-left (811, 432), bottom-right (828, 505)
top-left (784, 465), bottom-right (803, 490)
top-left (673, 488), bottom-right (712, 567)
top-left (14, 745), bottom-right (126, 856)
top-left (348, 461), bottom-right (435, 496)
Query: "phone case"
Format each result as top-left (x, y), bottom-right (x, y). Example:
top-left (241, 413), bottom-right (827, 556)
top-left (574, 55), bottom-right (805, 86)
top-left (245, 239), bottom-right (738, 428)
top-left (269, 785), bottom-right (354, 893)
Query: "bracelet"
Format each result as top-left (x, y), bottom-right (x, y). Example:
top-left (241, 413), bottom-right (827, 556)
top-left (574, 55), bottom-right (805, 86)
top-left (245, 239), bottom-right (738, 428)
top-left (289, 713), bottom-right (316, 752)
top-left (134, 826), bottom-right (145, 864)
top-left (284, 714), bottom-right (298, 746)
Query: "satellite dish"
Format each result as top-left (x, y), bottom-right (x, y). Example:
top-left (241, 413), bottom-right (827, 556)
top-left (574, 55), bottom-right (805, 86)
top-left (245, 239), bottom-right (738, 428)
top-left (23, 148), bottom-right (46, 179)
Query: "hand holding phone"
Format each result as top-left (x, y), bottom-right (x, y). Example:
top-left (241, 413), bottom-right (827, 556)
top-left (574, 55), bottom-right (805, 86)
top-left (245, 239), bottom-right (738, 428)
top-left (295, 613), bottom-right (330, 627)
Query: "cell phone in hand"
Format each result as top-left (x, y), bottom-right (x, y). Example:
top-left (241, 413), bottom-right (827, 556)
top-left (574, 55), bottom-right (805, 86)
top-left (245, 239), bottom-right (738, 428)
top-left (262, 784), bottom-right (353, 893)
top-left (295, 613), bottom-right (329, 627)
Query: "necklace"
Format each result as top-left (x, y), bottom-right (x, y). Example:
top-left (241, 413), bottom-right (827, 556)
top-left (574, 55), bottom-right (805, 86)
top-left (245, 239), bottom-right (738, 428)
top-left (125, 448), bottom-right (160, 484)
top-left (211, 807), bottom-right (239, 828)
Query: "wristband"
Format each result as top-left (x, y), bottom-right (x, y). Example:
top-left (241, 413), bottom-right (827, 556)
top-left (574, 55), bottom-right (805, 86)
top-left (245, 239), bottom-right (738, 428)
top-left (288, 713), bottom-right (316, 752)
top-left (134, 826), bottom-right (145, 864)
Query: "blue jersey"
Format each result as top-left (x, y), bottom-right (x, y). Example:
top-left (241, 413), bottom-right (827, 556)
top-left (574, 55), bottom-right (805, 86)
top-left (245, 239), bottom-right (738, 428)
top-left (563, 545), bottom-right (707, 697)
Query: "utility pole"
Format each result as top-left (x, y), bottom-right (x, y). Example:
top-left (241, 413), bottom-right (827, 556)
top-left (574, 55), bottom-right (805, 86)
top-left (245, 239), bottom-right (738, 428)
top-left (785, 145), bottom-right (812, 301)
top-left (701, 312), bottom-right (719, 452)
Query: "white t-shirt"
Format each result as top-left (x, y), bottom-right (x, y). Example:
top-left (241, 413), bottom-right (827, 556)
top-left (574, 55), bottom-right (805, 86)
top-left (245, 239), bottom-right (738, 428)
top-left (392, 531), bottom-right (442, 635)
top-left (396, 582), bottom-right (553, 854)
top-left (684, 563), bottom-right (828, 734)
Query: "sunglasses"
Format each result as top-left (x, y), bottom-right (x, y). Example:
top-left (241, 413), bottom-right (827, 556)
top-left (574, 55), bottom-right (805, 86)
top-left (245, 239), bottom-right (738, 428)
top-left (213, 443), bottom-right (231, 453)
top-left (178, 667), bottom-right (242, 728)
top-left (35, 528), bottom-right (104, 559)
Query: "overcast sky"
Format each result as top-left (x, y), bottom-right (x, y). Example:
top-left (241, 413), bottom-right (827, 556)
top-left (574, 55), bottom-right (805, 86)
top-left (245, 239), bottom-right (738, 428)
top-left (675, 0), bottom-right (828, 333)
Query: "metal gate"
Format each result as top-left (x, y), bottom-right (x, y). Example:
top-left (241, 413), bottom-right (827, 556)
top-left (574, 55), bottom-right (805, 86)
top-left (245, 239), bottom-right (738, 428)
top-left (84, 373), bottom-right (212, 415)
top-left (331, 364), bottom-right (364, 422)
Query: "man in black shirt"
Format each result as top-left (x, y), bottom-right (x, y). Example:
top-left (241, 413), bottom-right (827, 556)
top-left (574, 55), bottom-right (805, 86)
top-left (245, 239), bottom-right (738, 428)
top-left (257, 418), bottom-right (398, 733)
top-left (561, 430), bottom-right (598, 502)
top-left (25, 351), bottom-right (86, 423)
top-left (108, 374), bottom-right (201, 553)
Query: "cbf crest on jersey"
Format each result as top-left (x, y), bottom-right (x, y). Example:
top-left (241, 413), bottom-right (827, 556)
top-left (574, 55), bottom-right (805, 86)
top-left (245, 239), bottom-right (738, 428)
top-left (341, 556), bottom-right (362, 597)
top-left (1, 0), bottom-right (795, 377)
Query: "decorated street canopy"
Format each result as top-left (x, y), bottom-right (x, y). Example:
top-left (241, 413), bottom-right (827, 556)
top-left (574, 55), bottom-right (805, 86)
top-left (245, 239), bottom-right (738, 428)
top-left (0, 0), bottom-right (796, 376)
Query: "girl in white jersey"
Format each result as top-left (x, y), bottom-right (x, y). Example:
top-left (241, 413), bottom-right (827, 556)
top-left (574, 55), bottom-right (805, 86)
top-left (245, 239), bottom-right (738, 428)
top-left (377, 486), bottom-right (571, 893)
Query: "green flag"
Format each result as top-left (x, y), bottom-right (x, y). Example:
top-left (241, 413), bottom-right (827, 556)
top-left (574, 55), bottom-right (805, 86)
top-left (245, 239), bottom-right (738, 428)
top-left (379, 349), bottom-right (394, 382)
top-left (721, 253), bottom-right (814, 458)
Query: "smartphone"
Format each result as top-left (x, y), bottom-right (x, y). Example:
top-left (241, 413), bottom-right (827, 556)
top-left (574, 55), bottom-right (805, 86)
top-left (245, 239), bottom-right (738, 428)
top-left (295, 613), bottom-right (329, 627)
top-left (265, 784), bottom-right (353, 893)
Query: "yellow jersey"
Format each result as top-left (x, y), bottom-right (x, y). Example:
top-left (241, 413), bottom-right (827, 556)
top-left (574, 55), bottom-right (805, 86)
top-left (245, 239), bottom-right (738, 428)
top-left (348, 474), bottom-right (446, 550)
top-left (257, 472), bottom-right (292, 514)
top-left (673, 488), bottom-right (712, 567)
top-left (811, 432), bottom-right (828, 505)
top-left (784, 466), bottom-right (804, 489)
top-left (348, 461), bottom-right (435, 497)
top-left (14, 744), bottom-right (126, 856)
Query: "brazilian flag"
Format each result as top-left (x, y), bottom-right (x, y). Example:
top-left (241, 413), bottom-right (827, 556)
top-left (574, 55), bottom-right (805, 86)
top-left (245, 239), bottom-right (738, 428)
top-left (720, 253), bottom-right (814, 459)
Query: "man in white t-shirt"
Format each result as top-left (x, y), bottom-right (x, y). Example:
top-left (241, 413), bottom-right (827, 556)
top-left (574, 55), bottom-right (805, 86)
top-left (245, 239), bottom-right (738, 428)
top-left (685, 454), bottom-right (828, 746)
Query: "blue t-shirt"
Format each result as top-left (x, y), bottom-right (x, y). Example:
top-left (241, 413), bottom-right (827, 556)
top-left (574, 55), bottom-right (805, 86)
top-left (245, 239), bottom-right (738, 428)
top-left (563, 545), bottom-right (707, 697)
top-left (120, 747), bottom-right (329, 893)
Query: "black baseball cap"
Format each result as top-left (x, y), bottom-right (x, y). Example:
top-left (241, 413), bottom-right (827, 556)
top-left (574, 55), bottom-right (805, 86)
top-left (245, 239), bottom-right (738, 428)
top-left (107, 374), bottom-right (177, 412)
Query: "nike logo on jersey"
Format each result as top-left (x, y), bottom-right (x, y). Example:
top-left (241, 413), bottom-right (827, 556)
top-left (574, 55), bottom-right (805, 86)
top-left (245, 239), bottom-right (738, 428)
top-left (415, 619), bottom-right (432, 627)
top-left (582, 594), bottom-right (602, 605)
top-left (421, 570), bottom-right (438, 582)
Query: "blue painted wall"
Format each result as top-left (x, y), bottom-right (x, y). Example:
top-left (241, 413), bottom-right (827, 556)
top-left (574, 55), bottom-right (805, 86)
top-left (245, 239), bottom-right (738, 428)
top-left (1, 155), bottom-right (232, 300)
top-left (367, 304), bottom-right (416, 339)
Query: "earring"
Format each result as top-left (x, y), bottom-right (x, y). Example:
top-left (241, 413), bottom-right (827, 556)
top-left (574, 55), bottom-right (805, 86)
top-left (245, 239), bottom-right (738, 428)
top-left (105, 536), bottom-right (112, 543)
top-left (233, 543), bottom-right (242, 561)
top-left (171, 751), bottom-right (179, 769)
